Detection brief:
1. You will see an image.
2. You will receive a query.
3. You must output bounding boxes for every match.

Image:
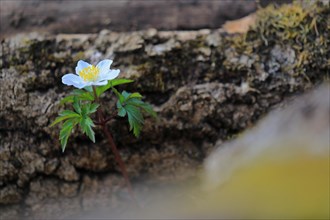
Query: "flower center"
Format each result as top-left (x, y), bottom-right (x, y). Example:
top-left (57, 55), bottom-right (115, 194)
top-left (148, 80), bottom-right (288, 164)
top-left (79, 66), bottom-right (100, 82)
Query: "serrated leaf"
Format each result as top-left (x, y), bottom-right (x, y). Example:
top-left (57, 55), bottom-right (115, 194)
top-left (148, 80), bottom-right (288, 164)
top-left (125, 104), bottom-right (144, 137)
top-left (118, 107), bottom-right (127, 117)
top-left (60, 120), bottom-right (73, 139)
top-left (116, 100), bottom-right (127, 117)
top-left (138, 102), bottom-right (157, 118)
top-left (79, 92), bottom-right (94, 101)
top-left (81, 103), bottom-right (91, 116)
top-left (125, 105), bottom-right (144, 124)
top-left (73, 97), bottom-right (81, 114)
top-left (59, 110), bottom-right (78, 116)
top-left (96, 79), bottom-right (134, 97)
top-left (112, 87), bottom-right (125, 103)
top-left (79, 116), bottom-right (94, 132)
top-left (50, 111), bottom-right (80, 127)
top-left (116, 100), bottom-right (122, 108)
top-left (72, 89), bottom-right (94, 101)
top-left (127, 111), bottom-right (143, 137)
top-left (81, 102), bottom-right (99, 117)
top-left (60, 95), bottom-right (74, 105)
top-left (85, 124), bottom-right (95, 143)
top-left (126, 98), bottom-right (157, 118)
top-left (79, 116), bottom-right (95, 143)
top-left (59, 119), bottom-right (78, 152)
top-left (122, 90), bottom-right (130, 98)
top-left (116, 90), bottom-right (157, 137)
top-left (89, 103), bottom-right (99, 114)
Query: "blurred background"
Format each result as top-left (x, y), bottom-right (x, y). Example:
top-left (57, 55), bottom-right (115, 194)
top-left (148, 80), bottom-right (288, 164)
top-left (1, 0), bottom-right (290, 38)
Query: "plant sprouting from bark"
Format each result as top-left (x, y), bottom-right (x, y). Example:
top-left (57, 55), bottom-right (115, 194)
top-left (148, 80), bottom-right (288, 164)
top-left (51, 59), bottom-right (156, 202)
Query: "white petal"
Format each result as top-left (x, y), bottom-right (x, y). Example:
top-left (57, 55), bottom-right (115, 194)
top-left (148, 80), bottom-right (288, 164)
top-left (98, 69), bottom-right (120, 81)
top-left (92, 80), bottom-right (108, 86)
top-left (96, 59), bottom-right (113, 74)
top-left (62, 73), bottom-right (87, 89)
top-left (75, 60), bottom-right (91, 75)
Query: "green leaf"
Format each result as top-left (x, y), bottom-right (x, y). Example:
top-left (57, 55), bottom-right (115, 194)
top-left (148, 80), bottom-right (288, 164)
top-left (128, 92), bottom-right (143, 99)
top-left (125, 105), bottom-right (144, 137)
top-left (116, 101), bottom-right (126, 117)
top-left (81, 103), bottom-right (91, 116)
top-left (125, 105), bottom-right (144, 124)
top-left (79, 92), bottom-right (94, 101)
top-left (73, 97), bottom-right (81, 114)
top-left (127, 112), bottom-right (143, 137)
top-left (117, 108), bottom-right (127, 117)
top-left (135, 102), bottom-right (157, 118)
top-left (116, 101), bottom-right (122, 109)
top-left (126, 98), bottom-right (157, 118)
top-left (117, 107), bottom-right (126, 117)
top-left (59, 118), bottom-right (78, 152)
top-left (80, 103), bottom-right (99, 116)
top-left (60, 90), bottom-right (94, 106)
top-left (122, 90), bottom-right (129, 98)
top-left (60, 95), bottom-right (74, 105)
top-left (110, 78), bottom-right (134, 87)
top-left (112, 87), bottom-right (125, 103)
top-left (72, 89), bottom-right (94, 101)
top-left (85, 124), bottom-right (95, 143)
top-left (95, 79), bottom-right (134, 97)
top-left (79, 116), bottom-right (95, 143)
top-left (115, 90), bottom-right (157, 137)
top-left (89, 103), bottom-right (99, 114)
top-left (50, 111), bottom-right (80, 127)
top-left (59, 110), bottom-right (79, 116)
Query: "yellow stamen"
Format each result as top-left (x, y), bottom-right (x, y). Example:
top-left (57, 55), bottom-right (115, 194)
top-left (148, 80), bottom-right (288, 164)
top-left (79, 66), bottom-right (100, 82)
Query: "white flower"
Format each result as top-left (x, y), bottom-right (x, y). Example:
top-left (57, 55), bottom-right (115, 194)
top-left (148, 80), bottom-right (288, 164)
top-left (62, 59), bottom-right (120, 89)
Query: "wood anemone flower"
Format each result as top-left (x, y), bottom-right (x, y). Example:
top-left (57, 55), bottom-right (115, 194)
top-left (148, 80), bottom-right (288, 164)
top-left (62, 59), bottom-right (120, 89)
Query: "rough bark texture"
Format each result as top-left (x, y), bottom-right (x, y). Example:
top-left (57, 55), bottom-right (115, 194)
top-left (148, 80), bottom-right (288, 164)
top-left (0, 1), bottom-right (329, 219)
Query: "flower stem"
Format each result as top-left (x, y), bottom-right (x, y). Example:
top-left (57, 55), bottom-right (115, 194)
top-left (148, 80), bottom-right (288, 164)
top-left (101, 124), bottom-right (138, 203)
top-left (92, 86), bottom-right (138, 205)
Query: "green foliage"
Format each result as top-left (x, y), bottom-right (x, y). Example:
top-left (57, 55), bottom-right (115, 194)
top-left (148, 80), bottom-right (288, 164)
top-left (59, 90), bottom-right (94, 105)
top-left (79, 116), bottom-right (95, 143)
top-left (52, 96), bottom-right (99, 152)
top-left (59, 118), bottom-right (78, 152)
top-left (52, 77), bottom-right (156, 151)
top-left (116, 91), bottom-right (157, 137)
top-left (95, 78), bottom-right (134, 97)
top-left (50, 110), bottom-right (80, 127)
